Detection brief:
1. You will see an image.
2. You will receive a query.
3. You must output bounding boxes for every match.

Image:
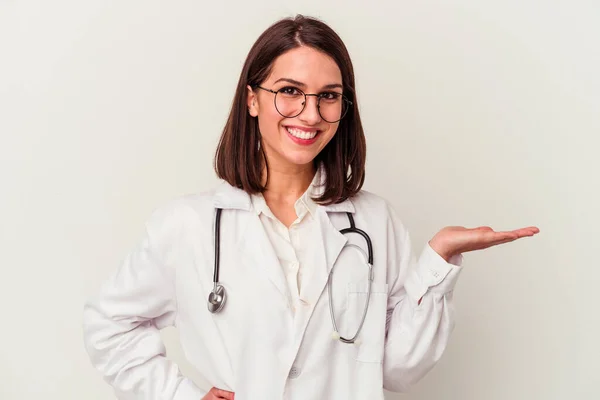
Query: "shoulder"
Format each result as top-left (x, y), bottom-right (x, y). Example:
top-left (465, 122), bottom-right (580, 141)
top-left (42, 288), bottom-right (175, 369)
top-left (143, 186), bottom-right (223, 235)
top-left (349, 190), bottom-right (409, 236)
top-left (138, 188), bottom-right (222, 260)
top-left (350, 189), bottom-right (395, 217)
top-left (150, 191), bottom-right (214, 219)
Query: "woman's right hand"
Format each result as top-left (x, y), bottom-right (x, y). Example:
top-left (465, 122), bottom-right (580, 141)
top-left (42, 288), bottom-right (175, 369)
top-left (202, 387), bottom-right (235, 399)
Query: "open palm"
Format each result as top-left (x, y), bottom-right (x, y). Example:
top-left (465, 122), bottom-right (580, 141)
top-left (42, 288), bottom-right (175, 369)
top-left (429, 225), bottom-right (540, 262)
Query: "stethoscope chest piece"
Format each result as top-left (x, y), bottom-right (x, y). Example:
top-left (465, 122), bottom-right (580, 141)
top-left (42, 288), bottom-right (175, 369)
top-left (208, 284), bottom-right (226, 313)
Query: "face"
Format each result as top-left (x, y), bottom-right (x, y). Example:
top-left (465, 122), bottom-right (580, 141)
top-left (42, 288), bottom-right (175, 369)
top-left (247, 46), bottom-right (343, 171)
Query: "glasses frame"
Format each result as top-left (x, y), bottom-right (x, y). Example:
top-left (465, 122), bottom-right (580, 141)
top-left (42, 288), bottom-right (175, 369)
top-left (254, 85), bottom-right (353, 123)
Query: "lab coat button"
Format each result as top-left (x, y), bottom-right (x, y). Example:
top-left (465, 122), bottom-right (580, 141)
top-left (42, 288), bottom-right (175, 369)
top-left (288, 366), bottom-right (301, 379)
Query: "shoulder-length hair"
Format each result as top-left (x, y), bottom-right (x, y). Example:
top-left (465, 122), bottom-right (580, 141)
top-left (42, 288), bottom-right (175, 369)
top-left (214, 14), bottom-right (366, 205)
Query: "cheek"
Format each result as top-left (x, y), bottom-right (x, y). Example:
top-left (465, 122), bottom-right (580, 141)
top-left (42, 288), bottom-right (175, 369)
top-left (257, 106), bottom-right (285, 138)
top-left (321, 124), bottom-right (340, 144)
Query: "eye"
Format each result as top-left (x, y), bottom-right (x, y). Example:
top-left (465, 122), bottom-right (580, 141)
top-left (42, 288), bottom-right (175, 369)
top-left (279, 86), bottom-right (302, 96)
top-left (320, 92), bottom-right (341, 101)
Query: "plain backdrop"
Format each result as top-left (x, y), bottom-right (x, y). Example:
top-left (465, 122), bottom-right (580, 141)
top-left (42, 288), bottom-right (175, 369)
top-left (1, 1), bottom-right (598, 399)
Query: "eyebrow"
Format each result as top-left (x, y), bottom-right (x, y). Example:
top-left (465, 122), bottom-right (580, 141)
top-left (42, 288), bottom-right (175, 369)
top-left (273, 78), bottom-right (343, 90)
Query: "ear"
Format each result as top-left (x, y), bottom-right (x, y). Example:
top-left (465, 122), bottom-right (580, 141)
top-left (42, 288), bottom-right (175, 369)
top-left (246, 85), bottom-right (259, 117)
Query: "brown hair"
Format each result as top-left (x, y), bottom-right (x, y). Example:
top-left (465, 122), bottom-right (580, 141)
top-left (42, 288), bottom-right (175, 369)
top-left (214, 14), bottom-right (366, 205)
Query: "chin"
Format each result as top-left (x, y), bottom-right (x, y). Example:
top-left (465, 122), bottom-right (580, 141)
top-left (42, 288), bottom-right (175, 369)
top-left (286, 155), bottom-right (318, 167)
top-left (280, 148), bottom-right (320, 167)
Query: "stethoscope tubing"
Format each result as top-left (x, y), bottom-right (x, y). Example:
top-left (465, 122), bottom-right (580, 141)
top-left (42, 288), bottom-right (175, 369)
top-left (208, 208), bottom-right (374, 344)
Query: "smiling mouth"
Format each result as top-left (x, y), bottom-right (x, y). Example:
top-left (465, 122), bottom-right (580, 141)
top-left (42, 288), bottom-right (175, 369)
top-left (285, 126), bottom-right (320, 140)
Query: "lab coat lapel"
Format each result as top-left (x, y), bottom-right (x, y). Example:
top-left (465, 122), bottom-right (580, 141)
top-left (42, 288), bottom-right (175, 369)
top-left (213, 180), bottom-right (290, 304)
top-left (237, 212), bottom-right (291, 303)
top-left (301, 207), bottom-right (348, 308)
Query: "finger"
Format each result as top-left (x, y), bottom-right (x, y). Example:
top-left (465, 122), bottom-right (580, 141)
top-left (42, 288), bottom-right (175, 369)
top-left (490, 227), bottom-right (542, 246)
top-left (471, 231), bottom-right (517, 249)
top-left (521, 229), bottom-right (538, 237)
top-left (511, 229), bottom-right (539, 239)
top-left (207, 387), bottom-right (229, 400)
top-left (496, 228), bottom-right (541, 242)
top-left (488, 228), bottom-right (539, 240)
top-left (514, 226), bottom-right (539, 234)
top-left (490, 236), bottom-right (520, 246)
top-left (483, 230), bottom-right (519, 242)
top-left (506, 226), bottom-right (540, 236)
top-left (214, 389), bottom-right (235, 399)
top-left (477, 226), bottom-right (539, 237)
top-left (522, 226), bottom-right (540, 233)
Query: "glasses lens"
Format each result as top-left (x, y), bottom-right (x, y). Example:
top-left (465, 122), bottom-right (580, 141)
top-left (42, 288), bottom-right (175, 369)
top-left (319, 94), bottom-right (348, 123)
top-left (275, 89), bottom-right (305, 118)
top-left (274, 88), bottom-right (350, 122)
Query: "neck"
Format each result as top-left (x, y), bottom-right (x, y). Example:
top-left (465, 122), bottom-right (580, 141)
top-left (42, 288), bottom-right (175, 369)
top-left (262, 162), bottom-right (316, 202)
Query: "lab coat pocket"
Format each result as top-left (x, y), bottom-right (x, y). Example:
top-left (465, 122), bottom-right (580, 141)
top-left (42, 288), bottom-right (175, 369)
top-left (346, 282), bottom-right (389, 363)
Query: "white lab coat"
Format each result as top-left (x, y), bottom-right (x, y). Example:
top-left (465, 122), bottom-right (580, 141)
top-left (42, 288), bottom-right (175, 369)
top-left (82, 180), bottom-right (463, 400)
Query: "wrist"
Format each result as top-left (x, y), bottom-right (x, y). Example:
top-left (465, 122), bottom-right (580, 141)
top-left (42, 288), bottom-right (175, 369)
top-left (428, 239), bottom-right (452, 263)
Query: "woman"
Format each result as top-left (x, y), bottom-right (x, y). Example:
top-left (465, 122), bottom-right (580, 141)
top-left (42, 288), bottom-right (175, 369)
top-left (82, 15), bottom-right (539, 400)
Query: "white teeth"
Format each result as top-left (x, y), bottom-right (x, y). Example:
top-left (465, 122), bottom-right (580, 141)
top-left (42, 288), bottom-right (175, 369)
top-left (286, 127), bottom-right (318, 140)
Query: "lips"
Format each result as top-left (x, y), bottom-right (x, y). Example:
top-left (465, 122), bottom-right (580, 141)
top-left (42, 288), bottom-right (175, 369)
top-left (283, 125), bottom-right (321, 145)
top-left (285, 126), bottom-right (319, 140)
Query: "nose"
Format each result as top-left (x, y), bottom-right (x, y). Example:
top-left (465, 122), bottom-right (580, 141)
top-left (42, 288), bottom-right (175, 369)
top-left (298, 95), bottom-right (322, 125)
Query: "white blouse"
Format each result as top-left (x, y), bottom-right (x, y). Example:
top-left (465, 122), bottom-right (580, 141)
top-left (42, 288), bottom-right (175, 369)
top-left (250, 174), bottom-right (321, 314)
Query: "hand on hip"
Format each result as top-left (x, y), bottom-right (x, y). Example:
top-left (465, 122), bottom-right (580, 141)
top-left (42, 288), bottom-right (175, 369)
top-left (202, 387), bottom-right (235, 399)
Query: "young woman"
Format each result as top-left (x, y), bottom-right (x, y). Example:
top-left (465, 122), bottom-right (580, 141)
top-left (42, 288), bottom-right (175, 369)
top-left (82, 15), bottom-right (539, 400)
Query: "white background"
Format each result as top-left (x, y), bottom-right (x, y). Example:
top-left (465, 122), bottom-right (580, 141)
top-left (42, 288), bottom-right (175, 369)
top-left (1, 1), bottom-right (598, 399)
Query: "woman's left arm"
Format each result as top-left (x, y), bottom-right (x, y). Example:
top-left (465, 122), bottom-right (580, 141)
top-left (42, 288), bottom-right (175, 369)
top-left (382, 203), bottom-right (538, 392)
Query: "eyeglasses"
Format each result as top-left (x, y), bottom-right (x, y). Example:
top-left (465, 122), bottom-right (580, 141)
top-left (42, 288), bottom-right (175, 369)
top-left (254, 85), bottom-right (352, 123)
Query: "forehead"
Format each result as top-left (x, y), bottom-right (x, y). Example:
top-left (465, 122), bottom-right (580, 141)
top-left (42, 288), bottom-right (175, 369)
top-left (266, 46), bottom-right (342, 87)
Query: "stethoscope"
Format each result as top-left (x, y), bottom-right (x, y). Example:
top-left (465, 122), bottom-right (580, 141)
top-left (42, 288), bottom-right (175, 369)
top-left (207, 208), bottom-right (374, 344)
